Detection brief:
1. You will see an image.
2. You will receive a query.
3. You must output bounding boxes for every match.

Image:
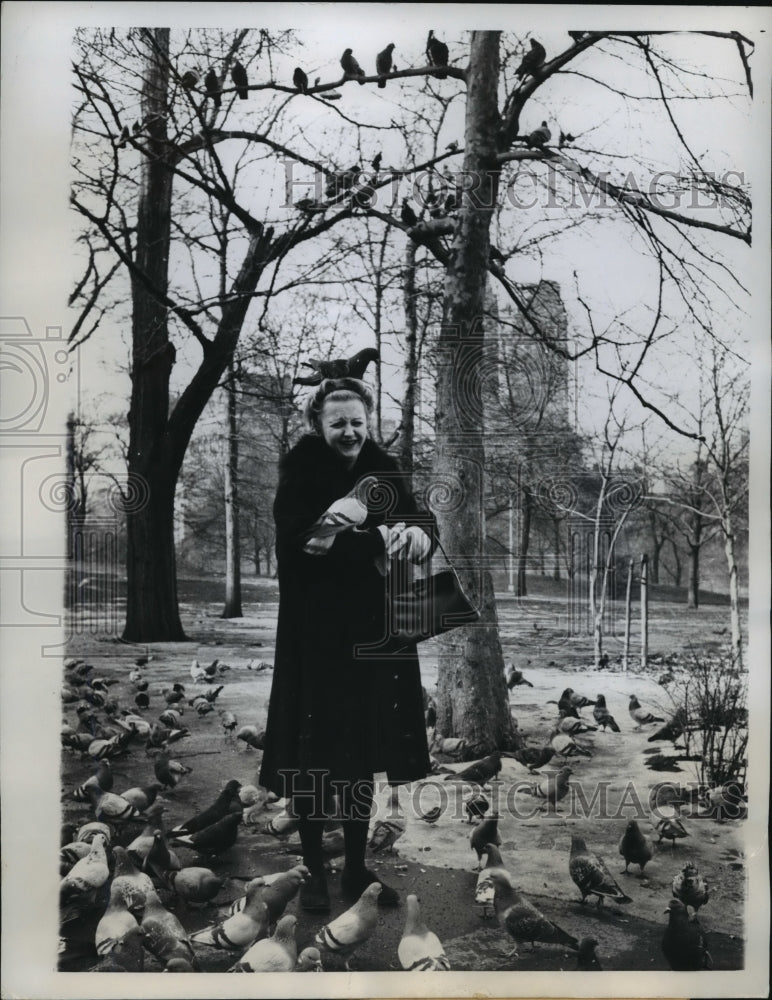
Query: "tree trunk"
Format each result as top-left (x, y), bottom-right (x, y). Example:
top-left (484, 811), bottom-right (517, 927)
top-left (516, 488), bottom-right (531, 597)
top-left (723, 513), bottom-right (742, 668)
top-left (687, 541), bottom-right (700, 609)
top-left (640, 553), bottom-right (649, 669)
top-left (399, 239), bottom-right (418, 484)
top-left (434, 31), bottom-right (516, 754)
top-left (552, 517), bottom-right (561, 580)
top-left (123, 29), bottom-right (184, 641)
top-left (622, 558), bottom-right (633, 671)
top-left (222, 362), bottom-right (243, 618)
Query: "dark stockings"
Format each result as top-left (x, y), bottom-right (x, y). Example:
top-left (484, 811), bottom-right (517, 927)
top-left (294, 776), bottom-right (374, 875)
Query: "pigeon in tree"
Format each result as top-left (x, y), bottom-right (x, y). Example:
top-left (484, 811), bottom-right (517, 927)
top-left (398, 894), bottom-right (450, 970)
top-left (180, 68), bottom-right (200, 89)
top-left (661, 898), bottom-right (713, 970)
top-left (371, 151), bottom-right (382, 172)
top-left (293, 347), bottom-right (379, 386)
top-left (231, 60), bottom-right (248, 99)
top-left (426, 31), bottom-right (449, 79)
top-left (341, 48), bottom-right (366, 83)
top-left (618, 819), bottom-right (653, 875)
top-left (315, 882), bottom-right (381, 970)
top-left (629, 695), bottom-right (665, 729)
top-left (401, 198), bottom-right (419, 227)
top-left (293, 67), bottom-right (308, 93)
top-left (526, 122), bottom-right (552, 148)
top-left (569, 833), bottom-right (633, 907)
top-left (515, 39), bottom-right (547, 80)
top-left (376, 43), bottom-right (395, 87)
top-left (593, 694), bottom-right (621, 732)
top-left (672, 862), bottom-right (709, 912)
top-left (489, 870), bottom-right (578, 959)
top-left (116, 125), bottom-right (131, 148)
top-left (205, 69), bottom-right (221, 108)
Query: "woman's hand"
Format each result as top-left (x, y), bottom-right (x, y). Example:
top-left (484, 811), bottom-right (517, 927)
top-left (378, 523), bottom-right (432, 562)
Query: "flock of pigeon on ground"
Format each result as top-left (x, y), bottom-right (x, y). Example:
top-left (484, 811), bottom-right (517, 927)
top-left (59, 646), bottom-right (745, 974)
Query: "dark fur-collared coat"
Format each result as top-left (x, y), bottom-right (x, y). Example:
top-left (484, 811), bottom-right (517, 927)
top-left (259, 435), bottom-right (437, 801)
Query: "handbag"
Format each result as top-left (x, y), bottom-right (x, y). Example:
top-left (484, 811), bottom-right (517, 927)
top-left (357, 537), bottom-right (480, 656)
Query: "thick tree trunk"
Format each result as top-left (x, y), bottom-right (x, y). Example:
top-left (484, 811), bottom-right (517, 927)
top-left (399, 239), bottom-right (418, 483)
top-left (516, 488), bottom-right (531, 597)
top-left (434, 31), bottom-right (516, 754)
top-left (123, 29), bottom-right (184, 641)
top-left (222, 364), bottom-right (243, 618)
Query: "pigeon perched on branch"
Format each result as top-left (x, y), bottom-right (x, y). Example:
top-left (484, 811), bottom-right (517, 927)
top-left (292, 67), bottom-right (309, 93)
top-left (376, 43), bottom-right (395, 87)
top-left (426, 31), bottom-right (449, 79)
top-left (515, 39), bottom-right (546, 80)
top-left (526, 122), bottom-right (552, 149)
top-left (341, 49), bottom-right (366, 83)
top-left (205, 69), bottom-right (221, 108)
top-left (231, 60), bottom-right (248, 99)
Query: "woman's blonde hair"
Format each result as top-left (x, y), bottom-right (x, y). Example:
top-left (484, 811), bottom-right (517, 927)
top-left (304, 378), bottom-right (375, 434)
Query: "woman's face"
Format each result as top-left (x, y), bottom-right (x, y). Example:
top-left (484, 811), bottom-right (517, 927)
top-left (319, 398), bottom-right (368, 467)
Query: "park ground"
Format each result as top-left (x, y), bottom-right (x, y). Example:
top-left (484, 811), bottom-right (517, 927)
top-left (60, 573), bottom-right (749, 976)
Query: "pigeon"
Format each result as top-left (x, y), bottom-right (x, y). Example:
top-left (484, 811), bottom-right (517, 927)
top-left (400, 199), bottom-right (419, 227)
top-left (568, 31), bottom-right (586, 43)
top-left (444, 751), bottom-right (503, 786)
top-left (89, 925), bottom-right (146, 973)
top-left (645, 753), bottom-right (702, 773)
top-left (292, 67), bottom-right (308, 93)
top-left (512, 745), bottom-right (556, 772)
top-left (95, 882), bottom-right (145, 956)
top-left (648, 710), bottom-right (688, 743)
top-left (120, 782), bottom-right (163, 812)
top-left (341, 48), bottom-right (366, 84)
top-left (140, 887), bottom-right (198, 969)
top-left (73, 761), bottom-right (113, 800)
top-left (368, 817), bottom-right (405, 854)
top-left (204, 69), bottom-right (221, 109)
top-left (629, 695), bottom-right (665, 729)
top-left (139, 830), bottom-right (181, 880)
top-left (418, 805), bottom-right (443, 824)
top-left (220, 865), bottom-right (309, 918)
top-left (672, 862), bottom-right (709, 912)
top-left (376, 43), bottom-right (395, 88)
top-left (191, 881), bottom-right (269, 949)
top-left (593, 695), bottom-right (621, 732)
top-left (552, 689), bottom-right (579, 715)
top-left (315, 882), bottom-right (381, 970)
top-left (296, 946), bottom-right (323, 971)
top-left (154, 752), bottom-right (192, 788)
top-left (231, 60), bottom-right (248, 99)
top-left (506, 664), bottom-right (533, 689)
top-left (464, 793), bottom-right (489, 823)
top-left (265, 808), bottom-right (300, 837)
top-left (190, 659), bottom-right (208, 683)
top-left (426, 30), bottom-right (449, 79)
top-left (569, 834), bottom-right (633, 907)
top-left (470, 816), bottom-right (501, 869)
top-left (169, 779), bottom-right (242, 836)
top-left (515, 39), bottom-right (546, 80)
top-left (229, 914), bottom-right (297, 972)
top-left (60, 833), bottom-right (110, 902)
top-left (556, 712), bottom-right (597, 735)
top-left (110, 846), bottom-right (155, 903)
top-left (171, 811), bottom-right (242, 856)
top-left (292, 347), bottom-right (379, 386)
top-left (661, 898), bottom-right (712, 970)
top-left (489, 870), bottom-right (578, 958)
top-left (550, 730), bottom-right (592, 759)
top-left (475, 843), bottom-right (510, 918)
top-left (526, 122), bottom-right (552, 148)
top-left (371, 152), bottom-right (382, 172)
top-left (528, 765), bottom-right (573, 811)
top-left (166, 867), bottom-right (224, 905)
top-left (261, 867), bottom-right (308, 923)
top-left (576, 936), bottom-right (602, 970)
top-left (180, 68), bottom-right (200, 89)
top-left (159, 708), bottom-right (183, 728)
top-left (398, 894), bottom-right (450, 971)
top-left (203, 684), bottom-right (225, 703)
top-left (86, 784), bottom-right (143, 823)
top-left (655, 815), bottom-right (690, 847)
top-left (618, 819), bottom-right (653, 875)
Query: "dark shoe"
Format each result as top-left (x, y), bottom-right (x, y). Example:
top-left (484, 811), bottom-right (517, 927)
top-left (341, 866), bottom-right (400, 907)
top-left (300, 871), bottom-right (330, 913)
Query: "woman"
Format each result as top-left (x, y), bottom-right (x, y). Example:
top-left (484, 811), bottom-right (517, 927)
top-left (259, 378), bottom-right (436, 912)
